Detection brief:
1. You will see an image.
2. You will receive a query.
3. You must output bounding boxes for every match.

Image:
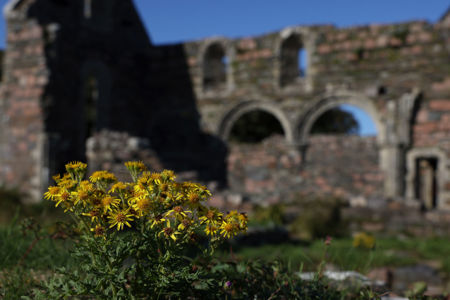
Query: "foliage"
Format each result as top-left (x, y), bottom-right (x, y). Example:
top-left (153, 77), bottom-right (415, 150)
top-left (352, 232), bottom-right (376, 250)
top-left (220, 238), bottom-right (420, 275)
top-left (289, 196), bottom-right (346, 240)
top-left (0, 215), bottom-right (73, 299)
top-left (251, 203), bottom-right (285, 226)
top-left (0, 214), bottom-right (73, 271)
top-left (204, 259), bottom-right (344, 299)
top-left (0, 267), bottom-right (44, 299)
top-left (35, 161), bottom-right (248, 299)
top-left (311, 107), bottom-right (359, 135)
top-left (229, 110), bottom-right (284, 143)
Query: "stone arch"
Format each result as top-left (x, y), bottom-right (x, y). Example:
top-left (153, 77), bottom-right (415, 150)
top-left (295, 91), bottom-right (384, 146)
top-left (198, 37), bottom-right (233, 94)
top-left (218, 101), bottom-right (293, 143)
top-left (80, 60), bottom-right (112, 137)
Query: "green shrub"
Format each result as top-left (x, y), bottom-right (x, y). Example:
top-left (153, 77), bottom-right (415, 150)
top-left (251, 203), bottom-right (285, 226)
top-left (34, 161), bottom-right (248, 299)
top-left (289, 196), bottom-right (346, 240)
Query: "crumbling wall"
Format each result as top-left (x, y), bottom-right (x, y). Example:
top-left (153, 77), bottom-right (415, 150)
top-left (0, 0), bottom-right (48, 201)
top-left (227, 135), bottom-right (383, 205)
top-left (0, 0), bottom-right (449, 206)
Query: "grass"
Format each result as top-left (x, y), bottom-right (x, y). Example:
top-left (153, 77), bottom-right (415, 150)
top-left (0, 216), bottom-right (74, 270)
top-left (218, 236), bottom-right (450, 277)
top-left (1, 219), bottom-right (450, 298)
top-left (1, 194), bottom-right (450, 298)
top-left (0, 207), bottom-right (74, 299)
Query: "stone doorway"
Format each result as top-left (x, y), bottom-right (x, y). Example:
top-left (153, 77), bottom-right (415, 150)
top-left (415, 157), bottom-right (438, 210)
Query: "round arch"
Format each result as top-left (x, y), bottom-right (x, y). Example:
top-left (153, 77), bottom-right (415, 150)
top-left (198, 37), bottom-right (233, 94)
top-left (295, 91), bottom-right (385, 145)
top-left (218, 101), bottom-right (294, 143)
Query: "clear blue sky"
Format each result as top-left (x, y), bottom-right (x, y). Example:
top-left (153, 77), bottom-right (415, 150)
top-left (0, 0), bottom-right (448, 135)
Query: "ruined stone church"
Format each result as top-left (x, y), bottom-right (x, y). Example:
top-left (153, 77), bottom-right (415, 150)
top-left (0, 0), bottom-right (449, 210)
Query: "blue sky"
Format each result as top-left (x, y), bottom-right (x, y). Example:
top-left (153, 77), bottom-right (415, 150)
top-left (0, 0), bottom-right (448, 135)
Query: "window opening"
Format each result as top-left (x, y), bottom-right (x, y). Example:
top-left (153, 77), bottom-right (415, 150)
top-left (84, 0), bottom-right (92, 19)
top-left (229, 110), bottom-right (284, 144)
top-left (311, 104), bottom-right (377, 136)
top-left (203, 43), bottom-right (227, 91)
top-left (415, 157), bottom-right (438, 210)
top-left (280, 35), bottom-right (304, 87)
top-left (84, 76), bottom-right (99, 138)
top-left (298, 48), bottom-right (307, 77)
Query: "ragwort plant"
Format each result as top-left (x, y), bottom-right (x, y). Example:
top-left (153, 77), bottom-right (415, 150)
top-left (35, 161), bottom-right (247, 299)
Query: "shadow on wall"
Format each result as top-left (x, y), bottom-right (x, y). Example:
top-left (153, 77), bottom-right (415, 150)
top-left (24, 0), bottom-right (228, 185)
top-left (135, 44), bottom-right (229, 185)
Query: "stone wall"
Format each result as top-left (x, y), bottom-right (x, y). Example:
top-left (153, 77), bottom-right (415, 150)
top-left (227, 134), bottom-right (383, 205)
top-left (0, 0), bottom-right (48, 201)
top-left (0, 0), bottom-right (448, 206)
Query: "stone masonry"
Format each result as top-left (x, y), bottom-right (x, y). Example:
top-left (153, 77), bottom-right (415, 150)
top-left (0, 0), bottom-right (449, 210)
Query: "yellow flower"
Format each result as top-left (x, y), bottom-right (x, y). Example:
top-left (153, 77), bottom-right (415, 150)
top-left (101, 195), bottom-right (119, 212)
top-left (220, 221), bottom-right (238, 239)
top-left (65, 161), bottom-right (87, 173)
top-left (71, 189), bottom-right (89, 206)
top-left (133, 197), bottom-right (152, 216)
top-left (58, 176), bottom-right (77, 190)
top-left (238, 213), bottom-right (248, 230)
top-left (352, 232), bottom-right (376, 249)
top-left (55, 190), bottom-right (71, 207)
top-left (110, 182), bottom-right (128, 194)
top-left (161, 170), bottom-right (176, 182)
top-left (88, 192), bottom-right (104, 207)
top-left (82, 209), bottom-right (101, 223)
top-left (44, 186), bottom-right (60, 200)
top-left (186, 190), bottom-right (201, 206)
top-left (193, 183), bottom-right (211, 197)
top-left (204, 223), bottom-right (218, 236)
top-left (91, 224), bottom-right (106, 239)
top-left (90, 171), bottom-right (117, 184)
top-left (149, 172), bottom-right (162, 185)
top-left (125, 161), bottom-right (147, 182)
top-left (65, 161), bottom-right (87, 181)
top-left (150, 214), bottom-right (166, 228)
top-left (165, 206), bottom-right (191, 220)
top-left (199, 208), bottom-right (222, 225)
top-left (159, 225), bottom-right (179, 241)
top-left (108, 209), bottom-right (134, 231)
top-left (125, 161), bottom-right (147, 172)
top-left (177, 218), bottom-right (192, 231)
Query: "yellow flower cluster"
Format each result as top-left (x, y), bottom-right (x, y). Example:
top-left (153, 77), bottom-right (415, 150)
top-left (352, 232), bottom-right (376, 249)
top-left (44, 161), bottom-right (247, 241)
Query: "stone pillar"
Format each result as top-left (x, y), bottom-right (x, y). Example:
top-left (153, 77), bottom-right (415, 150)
top-left (380, 144), bottom-right (404, 199)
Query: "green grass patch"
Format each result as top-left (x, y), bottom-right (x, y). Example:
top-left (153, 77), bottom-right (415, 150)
top-left (218, 236), bottom-right (450, 276)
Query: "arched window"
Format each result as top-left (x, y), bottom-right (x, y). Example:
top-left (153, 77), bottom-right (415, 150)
top-left (83, 75), bottom-right (99, 138)
top-left (229, 110), bottom-right (284, 144)
top-left (311, 104), bottom-right (377, 136)
top-left (280, 34), bottom-right (305, 87)
top-left (203, 43), bottom-right (227, 91)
